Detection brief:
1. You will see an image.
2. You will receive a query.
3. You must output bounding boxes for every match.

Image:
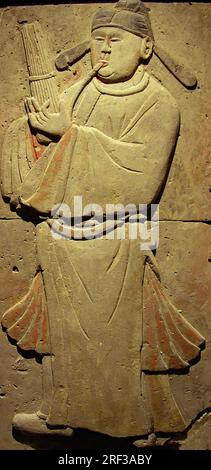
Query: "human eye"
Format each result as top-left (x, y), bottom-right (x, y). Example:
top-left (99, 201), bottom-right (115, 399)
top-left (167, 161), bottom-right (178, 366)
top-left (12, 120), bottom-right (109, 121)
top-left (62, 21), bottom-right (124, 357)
top-left (110, 37), bottom-right (121, 42)
top-left (94, 36), bottom-right (104, 41)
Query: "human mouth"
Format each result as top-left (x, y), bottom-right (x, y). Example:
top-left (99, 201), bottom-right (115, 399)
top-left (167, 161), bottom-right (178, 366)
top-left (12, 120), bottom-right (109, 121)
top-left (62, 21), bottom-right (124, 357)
top-left (92, 60), bottom-right (108, 74)
top-left (100, 59), bottom-right (109, 68)
top-left (101, 53), bottom-right (109, 66)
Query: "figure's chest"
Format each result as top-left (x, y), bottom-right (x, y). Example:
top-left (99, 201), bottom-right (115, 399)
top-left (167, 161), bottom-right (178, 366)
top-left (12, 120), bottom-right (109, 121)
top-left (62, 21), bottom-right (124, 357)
top-left (87, 95), bottom-right (129, 139)
top-left (74, 88), bottom-right (144, 139)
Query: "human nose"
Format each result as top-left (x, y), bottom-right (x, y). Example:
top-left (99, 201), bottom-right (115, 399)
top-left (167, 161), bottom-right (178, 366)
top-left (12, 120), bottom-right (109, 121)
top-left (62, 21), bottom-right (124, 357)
top-left (101, 39), bottom-right (111, 54)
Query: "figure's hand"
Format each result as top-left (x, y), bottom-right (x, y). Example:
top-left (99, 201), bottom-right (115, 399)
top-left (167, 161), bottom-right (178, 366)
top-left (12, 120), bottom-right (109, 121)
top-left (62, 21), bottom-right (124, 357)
top-left (25, 97), bottom-right (72, 138)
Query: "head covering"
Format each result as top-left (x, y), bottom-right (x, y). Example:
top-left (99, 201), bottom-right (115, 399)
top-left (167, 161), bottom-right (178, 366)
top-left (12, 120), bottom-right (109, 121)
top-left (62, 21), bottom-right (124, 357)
top-left (55, 0), bottom-right (197, 89)
top-left (91, 0), bottom-right (154, 41)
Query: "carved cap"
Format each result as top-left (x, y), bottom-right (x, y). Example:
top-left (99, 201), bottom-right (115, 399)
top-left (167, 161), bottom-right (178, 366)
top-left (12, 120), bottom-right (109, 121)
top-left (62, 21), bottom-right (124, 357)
top-left (91, 0), bottom-right (154, 42)
top-left (56, 0), bottom-right (197, 89)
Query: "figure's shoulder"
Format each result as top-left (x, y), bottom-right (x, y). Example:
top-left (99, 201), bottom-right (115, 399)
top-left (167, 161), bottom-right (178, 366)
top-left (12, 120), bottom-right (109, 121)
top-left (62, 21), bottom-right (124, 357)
top-left (147, 73), bottom-right (180, 119)
top-left (59, 79), bottom-right (95, 111)
top-left (60, 79), bottom-right (84, 100)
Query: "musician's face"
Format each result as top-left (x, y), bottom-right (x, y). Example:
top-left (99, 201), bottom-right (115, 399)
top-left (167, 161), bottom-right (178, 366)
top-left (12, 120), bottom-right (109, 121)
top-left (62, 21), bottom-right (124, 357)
top-left (90, 27), bottom-right (152, 83)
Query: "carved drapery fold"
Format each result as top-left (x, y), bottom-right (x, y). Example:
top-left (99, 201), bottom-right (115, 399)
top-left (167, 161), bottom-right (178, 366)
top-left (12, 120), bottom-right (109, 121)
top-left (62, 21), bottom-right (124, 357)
top-left (1, 272), bottom-right (50, 355)
top-left (1, 252), bottom-right (205, 370)
top-left (142, 260), bottom-right (205, 371)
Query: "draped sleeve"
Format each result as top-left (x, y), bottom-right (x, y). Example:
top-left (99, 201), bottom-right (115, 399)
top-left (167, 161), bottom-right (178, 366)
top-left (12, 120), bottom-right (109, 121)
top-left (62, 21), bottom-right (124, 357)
top-left (1, 117), bottom-right (36, 200)
top-left (18, 86), bottom-right (180, 214)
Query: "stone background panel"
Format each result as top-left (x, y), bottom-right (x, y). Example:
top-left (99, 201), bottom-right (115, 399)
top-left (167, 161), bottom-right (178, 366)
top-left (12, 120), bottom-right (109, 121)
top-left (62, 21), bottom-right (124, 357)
top-left (0, 1), bottom-right (211, 450)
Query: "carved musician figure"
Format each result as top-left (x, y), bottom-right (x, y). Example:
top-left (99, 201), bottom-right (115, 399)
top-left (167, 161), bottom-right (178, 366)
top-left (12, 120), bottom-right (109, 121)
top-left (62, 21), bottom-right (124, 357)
top-left (1, 0), bottom-right (205, 446)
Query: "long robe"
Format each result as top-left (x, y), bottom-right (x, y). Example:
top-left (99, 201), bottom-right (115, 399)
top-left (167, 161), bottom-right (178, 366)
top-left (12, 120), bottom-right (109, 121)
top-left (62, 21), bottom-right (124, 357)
top-left (1, 70), bottom-right (205, 437)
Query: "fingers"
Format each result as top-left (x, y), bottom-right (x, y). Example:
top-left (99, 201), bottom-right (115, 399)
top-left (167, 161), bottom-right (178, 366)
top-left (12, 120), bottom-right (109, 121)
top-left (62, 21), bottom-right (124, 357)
top-left (27, 108), bottom-right (47, 127)
top-left (24, 98), bottom-right (30, 114)
top-left (39, 111), bottom-right (49, 123)
top-left (25, 97), bottom-right (40, 114)
top-left (25, 96), bottom-right (50, 129)
top-left (25, 97), bottom-right (50, 116)
top-left (31, 97), bottom-right (41, 112)
top-left (35, 112), bottom-right (47, 126)
top-left (28, 112), bottom-right (41, 129)
top-left (41, 99), bottom-right (50, 118)
top-left (28, 113), bottom-right (49, 133)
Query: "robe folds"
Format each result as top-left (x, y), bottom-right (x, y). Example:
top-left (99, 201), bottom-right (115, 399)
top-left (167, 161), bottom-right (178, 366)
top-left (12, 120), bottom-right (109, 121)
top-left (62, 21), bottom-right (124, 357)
top-left (1, 70), bottom-right (205, 436)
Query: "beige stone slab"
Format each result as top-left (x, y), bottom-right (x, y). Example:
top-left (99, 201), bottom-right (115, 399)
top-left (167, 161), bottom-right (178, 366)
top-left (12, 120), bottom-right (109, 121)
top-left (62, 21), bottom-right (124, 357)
top-left (157, 221), bottom-right (211, 431)
top-left (148, 3), bottom-right (211, 220)
top-left (0, 220), bottom-right (210, 448)
top-left (180, 413), bottom-right (211, 450)
top-left (0, 219), bottom-right (40, 450)
top-left (0, 0), bottom-right (211, 450)
top-left (0, 3), bottom-right (210, 219)
top-left (0, 220), bottom-right (37, 306)
top-left (0, 194), bottom-right (19, 219)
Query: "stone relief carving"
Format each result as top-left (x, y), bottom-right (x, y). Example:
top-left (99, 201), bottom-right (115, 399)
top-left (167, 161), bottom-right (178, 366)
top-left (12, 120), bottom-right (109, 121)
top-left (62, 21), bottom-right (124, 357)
top-left (0, 0), bottom-right (206, 447)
